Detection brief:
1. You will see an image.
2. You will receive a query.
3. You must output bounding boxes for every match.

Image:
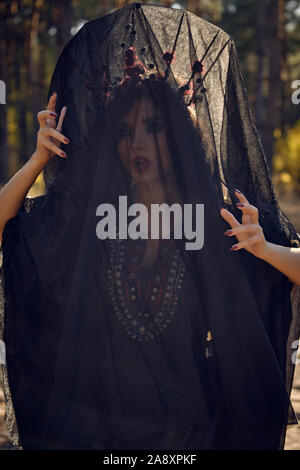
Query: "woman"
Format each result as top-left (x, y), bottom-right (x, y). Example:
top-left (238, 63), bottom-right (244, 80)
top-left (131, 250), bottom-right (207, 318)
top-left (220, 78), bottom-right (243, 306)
top-left (0, 3), bottom-right (299, 450)
top-left (1, 91), bottom-right (299, 284)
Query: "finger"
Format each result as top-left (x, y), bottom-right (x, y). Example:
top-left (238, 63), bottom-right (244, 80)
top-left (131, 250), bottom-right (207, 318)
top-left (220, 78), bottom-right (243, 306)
top-left (48, 127), bottom-right (70, 145)
top-left (219, 208), bottom-right (241, 229)
top-left (230, 233), bottom-right (263, 251)
top-left (224, 224), bottom-right (262, 236)
top-left (56, 106), bottom-right (67, 132)
top-left (37, 110), bottom-right (58, 128)
top-left (39, 137), bottom-right (67, 158)
top-left (235, 203), bottom-right (259, 225)
top-left (234, 189), bottom-right (249, 204)
top-left (47, 92), bottom-right (57, 112)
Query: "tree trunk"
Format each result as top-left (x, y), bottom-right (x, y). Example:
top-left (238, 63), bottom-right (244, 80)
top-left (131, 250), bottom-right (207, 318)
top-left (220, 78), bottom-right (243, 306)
top-left (264, 0), bottom-right (285, 173)
top-left (53, 0), bottom-right (74, 54)
top-left (255, 0), bottom-right (267, 136)
top-left (186, 0), bottom-right (203, 17)
top-left (0, 5), bottom-right (8, 184)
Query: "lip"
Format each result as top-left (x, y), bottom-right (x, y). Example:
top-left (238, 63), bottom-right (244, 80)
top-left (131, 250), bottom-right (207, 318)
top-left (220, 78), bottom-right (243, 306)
top-left (133, 156), bottom-right (152, 173)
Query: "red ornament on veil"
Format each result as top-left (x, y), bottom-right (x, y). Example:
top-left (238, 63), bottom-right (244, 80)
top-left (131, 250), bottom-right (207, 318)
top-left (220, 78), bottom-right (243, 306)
top-left (162, 50), bottom-right (176, 65)
top-left (123, 46), bottom-right (146, 79)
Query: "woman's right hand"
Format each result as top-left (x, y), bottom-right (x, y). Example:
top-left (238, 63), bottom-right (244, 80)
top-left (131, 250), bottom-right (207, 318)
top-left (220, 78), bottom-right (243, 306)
top-left (35, 92), bottom-right (69, 163)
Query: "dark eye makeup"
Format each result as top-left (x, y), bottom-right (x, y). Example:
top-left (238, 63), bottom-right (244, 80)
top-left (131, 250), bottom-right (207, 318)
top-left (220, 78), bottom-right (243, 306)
top-left (116, 115), bottom-right (164, 139)
top-left (142, 116), bottom-right (164, 132)
top-left (116, 123), bottom-right (131, 137)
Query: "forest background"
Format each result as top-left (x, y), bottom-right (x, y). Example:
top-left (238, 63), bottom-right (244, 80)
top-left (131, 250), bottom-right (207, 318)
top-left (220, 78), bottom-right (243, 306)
top-left (0, 0), bottom-right (299, 450)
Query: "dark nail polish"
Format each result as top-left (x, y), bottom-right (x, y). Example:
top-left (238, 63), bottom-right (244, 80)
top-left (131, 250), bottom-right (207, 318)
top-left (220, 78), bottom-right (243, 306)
top-left (50, 112), bottom-right (57, 117)
top-left (64, 138), bottom-right (70, 143)
top-left (224, 230), bottom-right (232, 236)
top-left (236, 203), bottom-right (244, 208)
top-left (60, 151), bottom-right (66, 157)
top-left (230, 245), bottom-right (238, 250)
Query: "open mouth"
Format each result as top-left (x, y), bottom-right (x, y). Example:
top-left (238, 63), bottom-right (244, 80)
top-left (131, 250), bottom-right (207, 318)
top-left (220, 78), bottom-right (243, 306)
top-left (133, 156), bottom-right (152, 173)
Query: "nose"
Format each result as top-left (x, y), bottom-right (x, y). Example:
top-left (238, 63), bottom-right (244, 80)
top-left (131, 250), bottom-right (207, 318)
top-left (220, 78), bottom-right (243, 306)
top-left (131, 124), bottom-right (145, 150)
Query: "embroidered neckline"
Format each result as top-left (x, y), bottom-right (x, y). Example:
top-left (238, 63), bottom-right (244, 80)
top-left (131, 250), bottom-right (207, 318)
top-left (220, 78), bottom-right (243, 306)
top-left (106, 238), bottom-right (186, 341)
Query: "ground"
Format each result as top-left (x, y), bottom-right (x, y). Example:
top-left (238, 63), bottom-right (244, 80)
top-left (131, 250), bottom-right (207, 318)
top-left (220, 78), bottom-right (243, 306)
top-left (0, 182), bottom-right (299, 450)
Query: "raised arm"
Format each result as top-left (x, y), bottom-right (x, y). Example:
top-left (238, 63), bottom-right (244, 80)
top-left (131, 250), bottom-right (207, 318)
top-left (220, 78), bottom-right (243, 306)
top-left (220, 189), bottom-right (300, 286)
top-left (0, 93), bottom-right (69, 241)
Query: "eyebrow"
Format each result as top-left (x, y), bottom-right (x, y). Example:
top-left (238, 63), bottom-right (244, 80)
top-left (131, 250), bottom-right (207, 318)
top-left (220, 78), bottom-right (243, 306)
top-left (119, 115), bottom-right (161, 124)
top-left (141, 116), bottom-right (162, 122)
top-left (141, 115), bottom-right (160, 119)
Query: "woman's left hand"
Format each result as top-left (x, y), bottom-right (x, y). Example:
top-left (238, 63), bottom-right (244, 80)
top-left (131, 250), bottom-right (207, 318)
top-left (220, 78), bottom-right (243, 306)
top-left (220, 189), bottom-right (268, 259)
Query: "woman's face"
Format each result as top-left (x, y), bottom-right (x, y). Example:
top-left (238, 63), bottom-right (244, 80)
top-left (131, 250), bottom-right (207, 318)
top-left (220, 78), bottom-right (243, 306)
top-left (116, 95), bottom-right (173, 186)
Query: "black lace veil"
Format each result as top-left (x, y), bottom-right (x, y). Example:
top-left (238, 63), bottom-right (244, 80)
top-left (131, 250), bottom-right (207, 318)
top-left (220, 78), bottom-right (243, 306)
top-left (1, 3), bottom-right (299, 450)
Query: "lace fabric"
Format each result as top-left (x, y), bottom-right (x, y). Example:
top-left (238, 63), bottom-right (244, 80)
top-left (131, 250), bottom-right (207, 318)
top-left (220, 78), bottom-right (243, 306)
top-left (0, 198), bottom-right (40, 448)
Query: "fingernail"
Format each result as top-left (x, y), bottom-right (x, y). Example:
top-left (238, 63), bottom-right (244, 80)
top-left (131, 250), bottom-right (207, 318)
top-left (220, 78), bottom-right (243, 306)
top-left (60, 151), bottom-right (66, 157)
top-left (64, 138), bottom-right (70, 144)
top-left (51, 91), bottom-right (57, 97)
top-left (236, 203), bottom-right (244, 208)
top-left (224, 230), bottom-right (233, 236)
top-left (50, 112), bottom-right (57, 117)
top-left (230, 245), bottom-right (239, 250)
top-left (235, 189), bottom-right (242, 194)
top-left (219, 207), bottom-right (226, 212)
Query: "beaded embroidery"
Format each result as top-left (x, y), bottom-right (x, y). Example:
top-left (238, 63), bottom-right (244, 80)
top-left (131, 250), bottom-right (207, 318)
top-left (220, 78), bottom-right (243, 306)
top-left (106, 237), bottom-right (186, 342)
